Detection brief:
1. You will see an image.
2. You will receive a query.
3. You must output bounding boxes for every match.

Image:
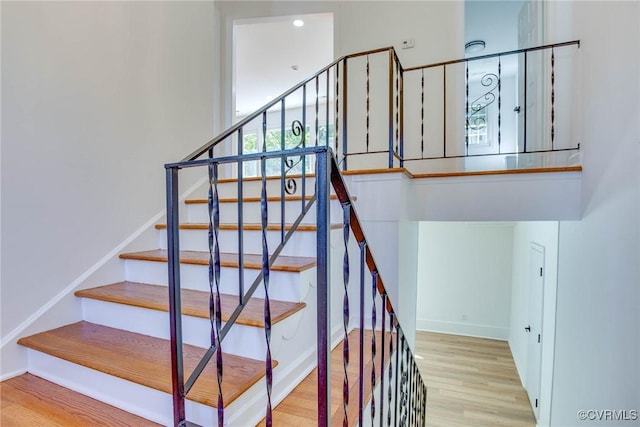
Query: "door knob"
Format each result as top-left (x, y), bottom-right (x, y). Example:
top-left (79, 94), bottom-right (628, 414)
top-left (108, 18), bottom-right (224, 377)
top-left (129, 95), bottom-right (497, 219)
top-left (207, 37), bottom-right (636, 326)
top-left (525, 325), bottom-right (531, 332)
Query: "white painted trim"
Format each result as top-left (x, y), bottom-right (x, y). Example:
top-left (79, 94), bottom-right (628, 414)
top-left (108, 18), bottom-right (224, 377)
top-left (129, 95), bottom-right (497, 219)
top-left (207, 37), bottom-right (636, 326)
top-left (509, 339), bottom-right (527, 387)
top-left (416, 319), bottom-right (509, 341)
top-left (0, 177), bottom-right (207, 350)
top-left (0, 369), bottom-right (27, 382)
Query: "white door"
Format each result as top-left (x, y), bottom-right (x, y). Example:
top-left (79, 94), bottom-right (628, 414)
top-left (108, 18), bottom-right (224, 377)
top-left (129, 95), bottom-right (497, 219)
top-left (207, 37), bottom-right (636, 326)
top-left (526, 244), bottom-right (545, 420)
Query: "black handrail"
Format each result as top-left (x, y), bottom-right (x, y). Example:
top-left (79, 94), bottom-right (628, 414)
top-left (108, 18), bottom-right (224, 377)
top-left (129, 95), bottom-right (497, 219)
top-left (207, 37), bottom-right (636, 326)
top-left (404, 40), bottom-right (580, 72)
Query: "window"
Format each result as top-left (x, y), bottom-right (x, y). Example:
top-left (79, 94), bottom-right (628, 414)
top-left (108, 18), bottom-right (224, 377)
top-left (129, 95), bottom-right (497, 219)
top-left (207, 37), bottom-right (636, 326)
top-left (467, 103), bottom-right (490, 146)
top-left (241, 124), bottom-right (334, 177)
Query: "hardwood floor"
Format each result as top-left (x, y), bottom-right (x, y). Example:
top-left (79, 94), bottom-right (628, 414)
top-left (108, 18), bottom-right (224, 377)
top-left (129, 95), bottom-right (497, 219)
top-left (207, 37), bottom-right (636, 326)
top-left (414, 331), bottom-right (536, 427)
top-left (0, 373), bottom-right (160, 426)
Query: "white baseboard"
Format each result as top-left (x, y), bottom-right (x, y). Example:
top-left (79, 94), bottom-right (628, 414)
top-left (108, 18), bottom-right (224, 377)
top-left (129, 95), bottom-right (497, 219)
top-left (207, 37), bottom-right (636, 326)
top-left (0, 369), bottom-right (27, 382)
top-left (416, 318), bottom-right (509, 341)
top-left (509, 339), bottom-right (527, 387)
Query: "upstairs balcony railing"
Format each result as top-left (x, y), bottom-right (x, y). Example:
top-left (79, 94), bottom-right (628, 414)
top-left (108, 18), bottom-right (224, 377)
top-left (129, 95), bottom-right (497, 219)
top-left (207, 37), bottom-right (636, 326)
top-left (192, 40), bottom-right (579, 176)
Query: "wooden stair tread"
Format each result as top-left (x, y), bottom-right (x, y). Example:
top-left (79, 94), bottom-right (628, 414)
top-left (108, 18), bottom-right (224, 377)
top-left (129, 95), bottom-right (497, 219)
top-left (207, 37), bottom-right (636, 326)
top-left (186, 194), bottom-right (339, 204)
top-left (119, 249), bottom-right (316, 272)
top-left (0, 373), bottom-right (161, 427)
top-left (17, 322), bottom-right (274, 408)
top-left (154, 223), bottom-right (341, 231)
top-left (258, 328), bottom-right (391, 426)
top-left (75, 282), bottom-right (306, 327)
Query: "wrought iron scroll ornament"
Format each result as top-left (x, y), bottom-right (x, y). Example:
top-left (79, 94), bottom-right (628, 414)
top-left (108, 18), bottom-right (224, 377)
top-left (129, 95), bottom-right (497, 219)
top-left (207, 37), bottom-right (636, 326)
top-left (467, 72), bottom-right (499, 130)
top-left (284, 119), bottom-right (305, 195)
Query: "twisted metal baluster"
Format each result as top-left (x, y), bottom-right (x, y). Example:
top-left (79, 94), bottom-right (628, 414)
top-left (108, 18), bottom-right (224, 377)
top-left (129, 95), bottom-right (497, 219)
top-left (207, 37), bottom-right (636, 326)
top-left (422, 384), bottom-right (427, 427)
top-left (237, 128), bottom-right (245, 304)
top-left (465, 62), bottom-right (469, 156)
top-left (280, 101), bottom-right (286, 243)
top-left (342, 202), bottom-right (350, 427)
top-left (407, 348), bottom-right (413, 426)
top-left (387, 311), bottom-right (395, 427)
top-left (551, 48), bottom-right (556, 150)
top-left (395, 57), bottom-right (400, 155)
top-left (379, 294), bottom-right (387, 427)
top-left (421, 69), bottom-right (425, 159)
top-left (208, 162), bottom-right (224, 424)
top-left (261, 154), bottom-right (274, 426)
top-left (366, 55), bottom-right (370, 153)
top-left (335, 63), bottom-right (340, 161)
top-left (315, 75), bottom-right (320, 147)
top-left (412, 362), bottom-right (417, 426)
top-left (370, 270), bottom-right (378, 426)
top-left (393, 320), bottom-right (400, 426)
top-left (359, 242), bottom-right (366, 426)
top-left (498, 56), bottom-right (502, 154)
top-left (400, 334), bottom-right (408, 426)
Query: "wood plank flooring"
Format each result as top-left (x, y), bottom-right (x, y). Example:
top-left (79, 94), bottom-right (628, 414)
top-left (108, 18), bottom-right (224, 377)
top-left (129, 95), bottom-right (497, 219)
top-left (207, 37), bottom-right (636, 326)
top-left (0, 373), bottom-right (160, 426)
top-left (414, 331), bottom-right (535, 427)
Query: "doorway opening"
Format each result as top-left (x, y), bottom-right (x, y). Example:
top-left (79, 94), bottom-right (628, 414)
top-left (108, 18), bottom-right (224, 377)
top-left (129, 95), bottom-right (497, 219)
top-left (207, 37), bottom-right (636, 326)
top-left (415, 220), bottom-right (558, 425)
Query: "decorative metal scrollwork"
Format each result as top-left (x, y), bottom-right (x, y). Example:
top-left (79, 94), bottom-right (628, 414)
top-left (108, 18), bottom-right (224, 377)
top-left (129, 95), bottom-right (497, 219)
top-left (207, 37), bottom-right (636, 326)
top-left (284, 119), bottom-right (305, 195)
top-left (467, 72), bottom-right (499, 130)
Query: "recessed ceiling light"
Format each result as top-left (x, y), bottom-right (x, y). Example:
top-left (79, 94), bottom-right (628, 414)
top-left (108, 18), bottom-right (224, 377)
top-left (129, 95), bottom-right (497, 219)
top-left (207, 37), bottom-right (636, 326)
top-left (293, 19), bottom-right (304, 27)
top-left (465, 40), bottom-right (486, 54)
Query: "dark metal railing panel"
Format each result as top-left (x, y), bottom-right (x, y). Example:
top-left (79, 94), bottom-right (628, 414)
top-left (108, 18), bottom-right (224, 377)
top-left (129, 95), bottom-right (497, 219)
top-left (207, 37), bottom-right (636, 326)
top-left (260, 154), bottom-right (274, 425)
top-left (379, 293), bottom-right (387, 427)
top-left (207, 162), bottom-right (225, 425)
top-left (370, 270), bottom-right (378, 424)
top-left (341, 199), bottom-right (351, 427)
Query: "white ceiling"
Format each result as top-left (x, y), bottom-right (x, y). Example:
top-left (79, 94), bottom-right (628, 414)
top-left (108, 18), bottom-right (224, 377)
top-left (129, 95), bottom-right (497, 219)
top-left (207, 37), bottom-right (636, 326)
top-left (233, 13), bottom-right (334, 117)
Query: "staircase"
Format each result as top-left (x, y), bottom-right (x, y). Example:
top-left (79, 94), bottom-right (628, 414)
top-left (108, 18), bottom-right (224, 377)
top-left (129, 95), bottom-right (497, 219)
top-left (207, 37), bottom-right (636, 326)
top-left (16, 175), bottom-right (337, 426)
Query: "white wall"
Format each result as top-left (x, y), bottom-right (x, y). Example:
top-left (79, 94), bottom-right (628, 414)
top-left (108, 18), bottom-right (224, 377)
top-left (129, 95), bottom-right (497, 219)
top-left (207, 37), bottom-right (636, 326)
top-left (1, 2), bottom-right (215, 374)
top-left (214, 1), bottom-right (464, 160)
top-left (416, 222), bottom-right (514, 340)
top-left (345, 171), bottom-right (418, 348)
top-left (509, 221), bottom-right (559, 426)
top-left (547, 2), bottom-right (640, 426)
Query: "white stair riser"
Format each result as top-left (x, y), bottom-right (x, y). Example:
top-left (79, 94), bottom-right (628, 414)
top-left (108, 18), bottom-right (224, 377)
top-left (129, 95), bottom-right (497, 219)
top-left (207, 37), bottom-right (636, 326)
top-left (158, 228), bottom-right (317, 257)
top-left (123, 259), bottom-right (316, 303)
top-left (81, 297), bottom-right (306, 361)
top-left (26, 349), bottom-right (180, 426)
top-left (186, 199), bottom-right (343, 225)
